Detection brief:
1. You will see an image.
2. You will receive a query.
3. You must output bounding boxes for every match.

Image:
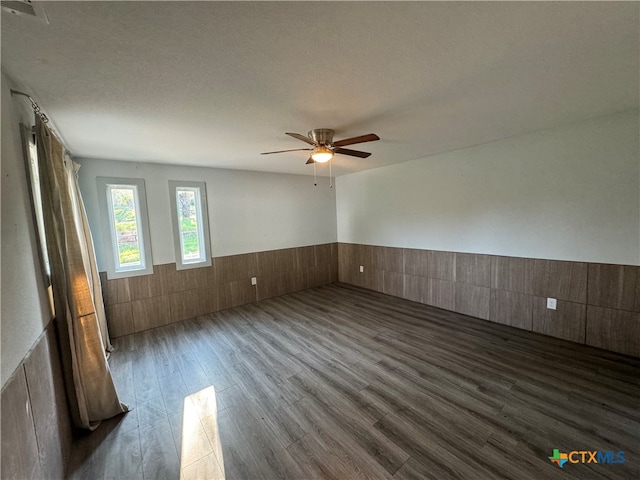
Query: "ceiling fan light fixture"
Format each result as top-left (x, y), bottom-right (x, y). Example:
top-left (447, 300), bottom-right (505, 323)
top-left (311, 145), bottom-right (333, 163)
top-left (262, 129), bottom-right (379, 166)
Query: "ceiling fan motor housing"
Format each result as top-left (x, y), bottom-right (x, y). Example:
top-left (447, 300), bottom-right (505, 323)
top-left (309, 129), bottom-right (335, 146)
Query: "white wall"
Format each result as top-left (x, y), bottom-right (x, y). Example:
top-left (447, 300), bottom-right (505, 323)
top-left (1, 74), bottom-right (52, 387)
top-left (78, 159), bottom-right (338, 270)
top-left (337, 110), bottom-right (640, 265)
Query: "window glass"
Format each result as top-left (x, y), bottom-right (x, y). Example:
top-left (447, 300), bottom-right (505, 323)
top-left (21, 124), bottom-right (55, 317)
top-left (108, 185), bottom-right (144, 270)
top-left (25, 131), bottom-right (51, 277)
top-left (169, 181), bottom-right (211, 270)
top-left (97, 177), bottom-right (153, 279)
top-left (176, 187), bottom-right (206, 263)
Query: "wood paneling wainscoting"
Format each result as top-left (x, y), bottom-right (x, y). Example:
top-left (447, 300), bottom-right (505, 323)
top-left (101, 243), bottom-right (338, 337)
top-left (1, 321), bottom-right (73, 479)
top-left (339, 243), bottom-right (640, 358)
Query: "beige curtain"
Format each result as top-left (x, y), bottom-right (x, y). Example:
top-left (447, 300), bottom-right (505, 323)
top-left (68, 159), bottom-right (112, 353)
top-left (36, 117), bottom-right (127, 430)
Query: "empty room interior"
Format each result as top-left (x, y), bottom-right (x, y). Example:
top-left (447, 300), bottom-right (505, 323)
top-left (2, 2), bottom-right (640, 479)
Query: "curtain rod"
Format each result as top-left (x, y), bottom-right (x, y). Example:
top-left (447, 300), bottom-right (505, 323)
top-left (10, 89), bottom-right (49, 123)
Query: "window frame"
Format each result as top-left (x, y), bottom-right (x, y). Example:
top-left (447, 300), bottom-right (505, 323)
top-left (20, 124), bottom-right (51, 285)
top-left (96, 177), bottom-right (154, 279)
top-left (20, 123), bottom-right (55, 318)
top-left (168, 180), bottom-right (212, 270)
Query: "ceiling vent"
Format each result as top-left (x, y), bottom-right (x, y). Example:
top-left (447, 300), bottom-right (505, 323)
top-left (1, 0), bottom-right (48, 23)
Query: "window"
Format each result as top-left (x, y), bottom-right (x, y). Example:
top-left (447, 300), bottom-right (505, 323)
top-left (169, 181), bottom-right (211, 270)
top-left (97, 177), bottom-right (153, 279)
top-left (21, 125), bottom-right (50, 278)
top-left (20, 124), bottom-right (55, 317)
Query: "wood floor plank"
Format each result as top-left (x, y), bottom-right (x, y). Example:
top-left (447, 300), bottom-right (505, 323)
top-left (213, 408), bottom-right (266, 480)
top-left (174, 395), bottom-right (215, 470)
top-left (286, 400), bottom-right (396, 480)
top-left (130, 332), bottom-right (163, 405)
top-left (291, 394), bottom-right (410, 475)
top-left (69, 283), bottom-right (640, 480)
top-left (220, 381), bottom-right (306, 449)
top-left (289, 368), bottom-right (387, 426)
top-left (140, 418), bottom-right (180, 480)
top-left (225, 400), bottom-right (308, 479)
top-left (285, 434), bottom-right (342, 480)
top-left (230, 357), bottom-right (303, 407)
top-left (180, 452), bottom-right (225, 480)
top-left (375, 412), bottom-right (503, 480)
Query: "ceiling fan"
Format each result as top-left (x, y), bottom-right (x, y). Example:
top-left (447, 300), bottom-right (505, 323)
top-left (261, 129), bottom-right (380, 164)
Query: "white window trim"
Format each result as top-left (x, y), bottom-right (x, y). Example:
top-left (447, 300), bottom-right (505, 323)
top-left (97, 177), bottom-right (154, 279)
top-left (20, 123), bottom-right (55, 318)
top-left (169, 180), bottom-right (212, 270)
top-left (20, 124), bottom-right (50, 287)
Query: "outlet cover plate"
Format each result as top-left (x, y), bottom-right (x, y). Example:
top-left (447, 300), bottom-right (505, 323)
top-left (547, 297), bottom-right (557, 310)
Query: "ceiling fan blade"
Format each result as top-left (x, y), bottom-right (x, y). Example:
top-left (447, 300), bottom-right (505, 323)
top-left (306, 157), bottom-right (315, 165)
top-left (335, 147), bottom-right (371, 158)
top-left (333, 133), bottom-right (379, 147)
top-left (261, 148), bottom-right (312, 155)
top-left (286, 132), bottom-right (316, 145)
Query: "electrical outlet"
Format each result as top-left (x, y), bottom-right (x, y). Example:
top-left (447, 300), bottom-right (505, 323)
top-left (251, 277), bottom-right (257, 286)
top-left (546, 297), bottom-right (557, 310)
top-left (359, 265), bottom-right (364, 273)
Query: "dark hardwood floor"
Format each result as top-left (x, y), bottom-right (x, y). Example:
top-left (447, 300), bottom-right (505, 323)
top-left (66, 283), bottom-right (640, 479)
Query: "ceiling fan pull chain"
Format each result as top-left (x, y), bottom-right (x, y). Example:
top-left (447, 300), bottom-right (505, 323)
top-left (329, 160), bottom-right (333, 188)
top-left (314, 161), bottom-right (317, 186)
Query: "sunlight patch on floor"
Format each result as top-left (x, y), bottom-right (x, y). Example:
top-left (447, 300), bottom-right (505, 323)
top-left (179, 386), bottom-right (226, 480)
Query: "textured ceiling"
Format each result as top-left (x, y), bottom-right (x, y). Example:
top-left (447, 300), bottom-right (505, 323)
top-left (2, 1), bottom-right (638, 176)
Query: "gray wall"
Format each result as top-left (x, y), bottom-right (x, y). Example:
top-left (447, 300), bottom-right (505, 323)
top-left (1, 74), bottom-right (52, 387)
top-left (77, 158), bottom-right (338, 270)
top-left (336, 110), bottom-right (640, 266)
